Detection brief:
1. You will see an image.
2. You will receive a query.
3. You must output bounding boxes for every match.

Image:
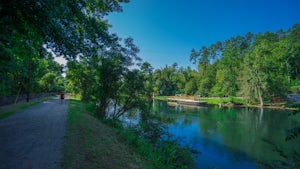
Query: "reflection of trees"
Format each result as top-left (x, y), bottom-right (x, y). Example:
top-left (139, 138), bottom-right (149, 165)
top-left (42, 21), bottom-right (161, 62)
top-left (286, 110), bottom-right (300, 141)
top-left (197, 107), bottom-right (300, 166)
top-left (258, 139), bottom-right (300, 168)
top-left (138, 101), bottom-right (167, 144)
top-left (137, 101), bottom-right (180, 144)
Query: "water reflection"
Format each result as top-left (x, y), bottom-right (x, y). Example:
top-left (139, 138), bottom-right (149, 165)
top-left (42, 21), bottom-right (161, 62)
top-left (154, 101), bottom-right (300, 169)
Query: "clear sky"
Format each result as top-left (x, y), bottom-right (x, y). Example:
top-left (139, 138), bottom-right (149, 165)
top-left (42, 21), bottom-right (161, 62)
top-left (106, 0), bottom-right (300, 69)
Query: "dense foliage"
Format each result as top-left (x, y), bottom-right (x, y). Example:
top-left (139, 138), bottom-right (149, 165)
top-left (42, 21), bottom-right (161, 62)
top-left (0, 1), bottom-right (67, 99)
top-left (152, 24), bottom-right (300, 106)
top-left (66, 37), bottom-right (146, 118)
top-left (0, 0), bottom-right (130, 106)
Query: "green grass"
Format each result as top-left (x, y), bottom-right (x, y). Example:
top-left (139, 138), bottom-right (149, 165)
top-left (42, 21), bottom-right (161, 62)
top-left (0, 97), bottom-right (53, 119)
top-left (199, 97), bottom-right (222, 104)
top-left (154, 96), bottom-right (168, 101)
top-left (200, 97), bottom-right (244, 105)
top-left (155, 95), bottom-right (244, 105)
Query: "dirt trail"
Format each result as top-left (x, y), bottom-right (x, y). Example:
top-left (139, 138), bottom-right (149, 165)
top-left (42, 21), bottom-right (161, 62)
top-left (0, 98), bottom-right (68, 169)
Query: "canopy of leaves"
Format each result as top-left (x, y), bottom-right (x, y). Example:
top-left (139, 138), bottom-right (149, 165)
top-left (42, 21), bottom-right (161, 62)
top-left (0, 0), bottom-right (129, 102)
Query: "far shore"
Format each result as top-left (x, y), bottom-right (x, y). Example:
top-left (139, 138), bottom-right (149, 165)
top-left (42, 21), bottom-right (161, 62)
top-left (154, 96), bottom-right (299, 111)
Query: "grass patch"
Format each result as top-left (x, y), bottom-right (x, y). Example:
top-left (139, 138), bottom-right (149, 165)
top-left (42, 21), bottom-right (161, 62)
top-left (62, 99), bottom-right (147, 169)
top-left (154, 96), bottom-right (168, 101)
top-left (0, 97), bottom-right (53, 119)
top-left (199, 97), bottom-right (244, 105)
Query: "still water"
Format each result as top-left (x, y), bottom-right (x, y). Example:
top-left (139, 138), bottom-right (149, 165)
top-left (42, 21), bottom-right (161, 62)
top-left (152, 101), bottom-right (300, 169)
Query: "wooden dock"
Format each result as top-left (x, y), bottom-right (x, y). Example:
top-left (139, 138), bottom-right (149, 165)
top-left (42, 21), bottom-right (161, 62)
top-left (167, 97), bottom-right (207, 106)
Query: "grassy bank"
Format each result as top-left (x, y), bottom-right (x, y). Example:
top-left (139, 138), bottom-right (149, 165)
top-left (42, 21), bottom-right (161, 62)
top-left (0, 96), bottom-right (53, 119)
top-left (62, 99), bottom-right (147, 169)
top-left (105, 120), bottom-right (195, 169)
top-left (62, 99), bottom-right (194, 169)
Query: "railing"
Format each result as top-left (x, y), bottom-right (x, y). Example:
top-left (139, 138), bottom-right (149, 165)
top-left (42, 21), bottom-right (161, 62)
top-left (0, 93), bottom-right (55, 106)
top-left (287, 94), bottom-right (300, 102)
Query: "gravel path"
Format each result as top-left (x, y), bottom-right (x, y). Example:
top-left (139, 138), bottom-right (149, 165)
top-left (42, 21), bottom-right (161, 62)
top-left (0, 98), bottom-right (68, 169)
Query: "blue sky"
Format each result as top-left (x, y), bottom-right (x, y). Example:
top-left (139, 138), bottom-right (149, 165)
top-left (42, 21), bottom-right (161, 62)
top-left (107, 0), bottom-right (300, 69)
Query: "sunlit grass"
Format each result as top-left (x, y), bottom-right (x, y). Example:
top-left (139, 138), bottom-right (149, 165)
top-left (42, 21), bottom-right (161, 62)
top-left (68, 94), bottom-right (81, 100)
top-left (154, 96), bottom-right (168, 101)
top-left (200, 97), bottom-right (244, 104)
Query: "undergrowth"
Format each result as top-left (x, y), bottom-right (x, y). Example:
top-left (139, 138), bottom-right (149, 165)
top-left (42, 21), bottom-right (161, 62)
top-left (104, 119), bottom-right (195, 169)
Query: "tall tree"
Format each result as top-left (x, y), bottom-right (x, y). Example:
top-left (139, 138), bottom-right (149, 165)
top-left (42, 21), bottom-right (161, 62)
top-left (240, 34), bottom-right (289, 105)
top-left (141, 62), bottom-right (154, 99)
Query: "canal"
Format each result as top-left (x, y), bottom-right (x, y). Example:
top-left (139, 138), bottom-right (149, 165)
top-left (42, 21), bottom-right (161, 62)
top-left (151, 101), bottom-right (300, 169)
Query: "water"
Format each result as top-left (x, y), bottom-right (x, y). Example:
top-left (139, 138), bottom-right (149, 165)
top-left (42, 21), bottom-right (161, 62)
top-left (152, 101), bottom-right (300, 169)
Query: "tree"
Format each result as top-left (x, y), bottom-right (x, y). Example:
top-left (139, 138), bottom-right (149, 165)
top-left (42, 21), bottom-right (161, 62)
top-left (210, 36), bottom-right (250, 97)
top-left (240, 34), bottom-right (289, 105)
top-left (153, 64), bottom-right (179, 96)
top-left (39, 72), bottom-right (57, 92)
top-left (66, 37), bottom-right (144, 119)
top-left (141, 62), bottom-right (154, 99)
top-left (184, 67), bottom-right (200, 95)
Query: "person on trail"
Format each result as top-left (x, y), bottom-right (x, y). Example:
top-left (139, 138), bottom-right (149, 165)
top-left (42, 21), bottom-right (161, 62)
top-left (60, 92), bottom-right (65, 104)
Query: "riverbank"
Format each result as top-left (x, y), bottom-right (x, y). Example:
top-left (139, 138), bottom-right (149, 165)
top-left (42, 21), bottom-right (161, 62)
top-left (62, 99), bottom-right (194, 169)
top-left (155, 96), bottom-right (300, 110)
top-left (62, 99), bottom-right (147, 169)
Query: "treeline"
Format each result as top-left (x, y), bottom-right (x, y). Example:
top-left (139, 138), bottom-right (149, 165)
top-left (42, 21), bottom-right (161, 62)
top-left (151, 24), bottom-right (300, 106)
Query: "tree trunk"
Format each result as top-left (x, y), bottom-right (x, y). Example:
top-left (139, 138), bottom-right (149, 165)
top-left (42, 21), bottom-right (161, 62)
top-left (14, 86), bottom-right (22, 104)
top-left (26, 56), bottom-right (32, 102)
top-left (259, 108), bottom-right (264, 124)
top-left (257, 87), bottom-right (264, 107)
top-left (96, 100), bottom-right (108, 119)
